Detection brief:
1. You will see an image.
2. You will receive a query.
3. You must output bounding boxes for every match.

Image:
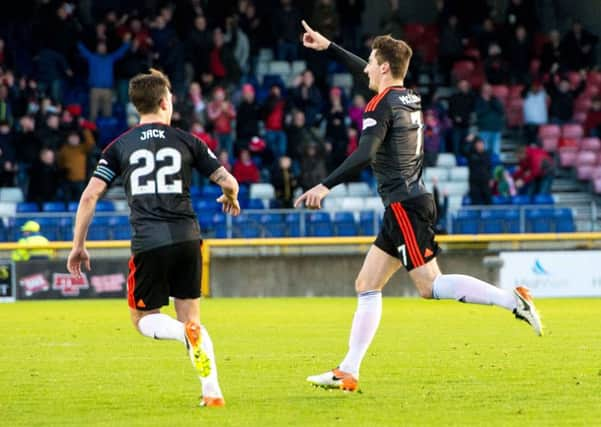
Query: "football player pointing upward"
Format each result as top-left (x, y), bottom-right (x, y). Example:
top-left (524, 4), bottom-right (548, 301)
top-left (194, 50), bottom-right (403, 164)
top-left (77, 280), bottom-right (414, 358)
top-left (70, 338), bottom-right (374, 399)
top-left (67, 69), bottom-right (239, 407)
top-left (296, 21), bottom-right (542, 392)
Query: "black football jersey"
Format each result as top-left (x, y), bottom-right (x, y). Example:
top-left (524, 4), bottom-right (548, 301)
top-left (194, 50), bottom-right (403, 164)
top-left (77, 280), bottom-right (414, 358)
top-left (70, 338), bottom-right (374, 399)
top-left (93, 122), bottom-right (221, 253)
top-left (361, 86), bottom-right (428, 206)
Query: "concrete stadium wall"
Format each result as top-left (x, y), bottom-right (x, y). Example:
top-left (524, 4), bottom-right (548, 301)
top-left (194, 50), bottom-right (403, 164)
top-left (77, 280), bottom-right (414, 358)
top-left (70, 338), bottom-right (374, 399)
top-left (210, 251), bottom-right (496, 297)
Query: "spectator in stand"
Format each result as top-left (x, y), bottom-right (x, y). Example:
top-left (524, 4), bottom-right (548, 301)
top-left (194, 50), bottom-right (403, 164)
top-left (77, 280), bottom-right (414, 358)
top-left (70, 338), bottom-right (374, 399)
top-left (218, 149), bottom-right (232, 172)
top-left (262, 84), bottom-right (288, 161)
top-left (0, 38), bottom-right (12, 70)
top-left (291, 69), bottom-right (323, 127)
top-left (507, 25), bottom-right (531, 84)
top-left (491, 165), bottom-right (517, 197)
top-left (207, 86), bottom-right (236, 157)
top-left (77, 34), bottom-right (131, 121)
top-left (236, 83), bottom-right (261, 148)
top-left (584, 96), bottom-right (601, 137)
top-left (185, 15), bottom-right (212, 81)
top-left (27, 147), bottom-right (61, 207)
top-left (448, 79), bottom-right (475, 157)
top-left (0, 84), bottom-right (14, 126)
top-left (271, 155), bottom-right (297, 208)
top-left (299, 141), bottom-right (327, 192)
top-left (57, 130), bottom-right (95, 201)
top-left (209, 27), bottom-right (241, 88)
top-left (161, 35), bottom-right (187, 100)
top-left (430, 176), bottom-right (448, 234)
top-left (348, 93), bottom-right (366, 131)
top-left (311, 0), bottom-right (340, 42)
top-left (0, 120), bottom-right (17, 187)
top-left (438, 15), bottom-right (464, 84)
top-left (513, 144), bottom-right (554, 196)
top-left (484, 43), bottom-right (509, 85)
top-left (423, 109), bottom-right (442, 167)
top-left (238, 0), bottom-right (263, 64)
top-left (36, 113), bottom-right (63, 150)
top-left (190, 121), bottom-right (218, 153)
top-left (285, 109), bottom-right (323, 164)
top-left (466, 135), bottom-right (492, 205)
top-left (232, 148), bottom-right (260, 184)
top-left (541, 30), bottom-right (562, 74)
top-left (34, 47), bottom-right (73, 104)
top-left (272, 0), bottom-right (301, 61)
top-left (546, 70), bottom-right (586, 124)
top-left (560, 20), bottom-right (599, 71)
top-left (14, 115), bottom-right (42, 189)
top-left (115, 33), bottom-right (151, 107)
top-left (478, 18), bottom-right (501, 59)
top-left (522, 81), bottom-right (548, 144)
top-left (475, 83), bottom-right (505, 155)
top-left (183, 82), bottom-right (207, 126)
top-left (337, 0), bottom-right (365, 51)
top-left (323, 87), bottom-right (348, 171)
top-left (225, 15), bottom-right (250, 76)
top-left (505, 0), bottom-right (537, 30)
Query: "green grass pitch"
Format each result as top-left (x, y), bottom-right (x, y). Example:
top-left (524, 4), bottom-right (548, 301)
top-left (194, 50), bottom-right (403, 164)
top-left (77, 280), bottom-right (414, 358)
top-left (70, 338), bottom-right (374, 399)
top-left (1, 298), bottom-right (600, 426)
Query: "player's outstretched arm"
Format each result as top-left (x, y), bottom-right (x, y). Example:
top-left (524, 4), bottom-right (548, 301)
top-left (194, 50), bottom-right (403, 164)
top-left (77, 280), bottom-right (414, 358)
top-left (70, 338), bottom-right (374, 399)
top-left (67, 177), bottom-right (107, 277)
top-left (301, 20), bottom-right (368, 87)
top-left (210, 166), bottom-right (241, 216)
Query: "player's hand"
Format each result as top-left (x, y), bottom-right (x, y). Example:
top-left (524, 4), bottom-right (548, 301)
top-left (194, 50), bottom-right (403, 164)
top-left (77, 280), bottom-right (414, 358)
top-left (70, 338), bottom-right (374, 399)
top-left (67, 247), bottom-right (91, 278)
top-left (301, 20), bottom-right (330, 51)
top-left (294, 183), bottom-right (330, 209)
top-left (217, 194), bottom-right (241, 216)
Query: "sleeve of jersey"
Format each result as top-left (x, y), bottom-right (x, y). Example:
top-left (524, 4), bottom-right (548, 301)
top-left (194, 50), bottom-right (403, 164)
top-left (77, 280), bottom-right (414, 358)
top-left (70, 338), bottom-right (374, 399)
top-left (327, 43), bottom-right (369, 88)
top-left (191, 134), bottom-right (221, 176)
top-left (92, 146), bottom-right (120, 185)
top-left (321, 102), bottom-right (391, 189)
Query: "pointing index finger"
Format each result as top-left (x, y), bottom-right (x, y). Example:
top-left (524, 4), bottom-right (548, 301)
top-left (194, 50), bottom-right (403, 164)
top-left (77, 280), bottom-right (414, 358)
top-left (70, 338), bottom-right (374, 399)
top-left (301, 20), bottom-right (312, 33)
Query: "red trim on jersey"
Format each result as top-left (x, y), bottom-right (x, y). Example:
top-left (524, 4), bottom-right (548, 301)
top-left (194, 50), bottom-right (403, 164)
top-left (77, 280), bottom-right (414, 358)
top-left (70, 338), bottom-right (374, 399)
top-left (391, 202), bottom-right (425, 267)
top-left (365, 87), bottom-right (392, 112)
top-left (102, 121), bottom-right (168, 153)
top-left (127, 256), bottom-right (137, 309)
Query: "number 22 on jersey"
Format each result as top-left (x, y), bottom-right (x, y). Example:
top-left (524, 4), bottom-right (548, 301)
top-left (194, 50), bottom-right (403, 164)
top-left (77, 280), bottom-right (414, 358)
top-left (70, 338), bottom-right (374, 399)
top-left (129, 148), bottom-right (182, 195)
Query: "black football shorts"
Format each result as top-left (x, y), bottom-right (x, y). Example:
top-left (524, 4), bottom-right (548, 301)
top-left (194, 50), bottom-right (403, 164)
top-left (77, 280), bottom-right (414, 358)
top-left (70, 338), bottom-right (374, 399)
top-left (374, 194), bottom-right (440, 271)
top-left (127, 239), bottom-right (202, 310)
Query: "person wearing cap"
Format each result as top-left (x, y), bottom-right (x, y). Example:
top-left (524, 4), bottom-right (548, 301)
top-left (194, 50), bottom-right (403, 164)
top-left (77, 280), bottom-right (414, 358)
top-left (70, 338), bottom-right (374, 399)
top-left (11, 221), bottom-right (55, 262)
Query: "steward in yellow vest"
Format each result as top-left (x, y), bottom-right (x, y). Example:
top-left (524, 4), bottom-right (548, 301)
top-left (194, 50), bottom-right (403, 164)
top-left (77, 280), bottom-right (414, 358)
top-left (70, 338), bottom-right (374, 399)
top-left (11, 221), bottom-right (56, 261)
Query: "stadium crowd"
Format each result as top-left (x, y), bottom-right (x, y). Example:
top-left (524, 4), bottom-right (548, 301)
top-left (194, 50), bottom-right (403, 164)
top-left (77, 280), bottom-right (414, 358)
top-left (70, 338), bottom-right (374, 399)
top-left (0, 0), bottom-right (599, 209)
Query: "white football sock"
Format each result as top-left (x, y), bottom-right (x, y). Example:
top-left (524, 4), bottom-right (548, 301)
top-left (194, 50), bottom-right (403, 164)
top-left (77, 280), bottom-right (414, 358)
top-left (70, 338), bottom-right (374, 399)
top-left (199, 325), bottom-right (223, 398)
top-left (339, 290), bottom-right (382, 377)
top-left (138, 313), bottom-right (186, 343)
top-left (432, 274), bottom-right (516, 311)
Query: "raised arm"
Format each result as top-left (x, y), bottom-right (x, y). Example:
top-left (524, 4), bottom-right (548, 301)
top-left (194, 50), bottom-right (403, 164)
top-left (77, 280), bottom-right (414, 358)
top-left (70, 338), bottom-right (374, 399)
top-left (301, 20), bottom-right (368, 88)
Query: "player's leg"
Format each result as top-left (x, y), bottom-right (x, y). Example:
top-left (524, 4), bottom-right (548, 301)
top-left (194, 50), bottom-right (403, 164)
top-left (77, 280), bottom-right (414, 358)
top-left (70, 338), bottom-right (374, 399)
top-left (127, 251), bottom-right (186, 342)
top-left (400, 196), bottom-right (543, 335)
top-left (171, 241), bottom-right (224, 406)
top-left (307, 244), bottom-right (401, 391)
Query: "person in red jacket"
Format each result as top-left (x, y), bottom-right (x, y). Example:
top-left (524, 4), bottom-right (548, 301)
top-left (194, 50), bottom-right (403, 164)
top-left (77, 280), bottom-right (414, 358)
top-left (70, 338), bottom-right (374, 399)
top-left (584, 96), bottom-right (601, 137)
top-left (232, 148), bottom-right (260, 184)
top-left (513, 144), bottom-right (555, 196)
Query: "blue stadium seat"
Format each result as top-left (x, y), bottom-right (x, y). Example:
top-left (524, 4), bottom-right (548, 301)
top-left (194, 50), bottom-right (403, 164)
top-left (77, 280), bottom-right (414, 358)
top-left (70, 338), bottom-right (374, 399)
top-left (42, 202), bottom-right (66, 212)
top-left (16, 202), bottom-right (39, 213)
top-left (96, 200), bottom-right (115, 212)
top-left (491, 195), bottom-right (511, 205)
top-left (262, 74), bottom-right (286, 90)
top-left (554, 208), bottom-right (575, 232)
top-left (87, 225), bottom-right (110, 240)
top-left (195, 199), bottom-right (218, 215)
top-left (67, 202), bottom-right (79, 212)
top-left (308, 212), bottom-right (333, 237)
top-left (480, 210), bottom-right (504, 234)
top-left (503, 209), bottom-right (521, 233)
top-left (202, 185), bottom-right (222, 199)
top-left (461, 195), bottom-right (472, 206)
top-left (260, 213), bottom-right (286, 237)
top-left (233, 214), bottom-right (262, 238)
top-left (533, 194), bottom-right (554, 205)
top-left (108, 216), bottom-right (129, 226)
top-left (113, 227), bottom-right (132, 240)
top-left (247, 199), bottom-right (265, 210)
top-left (512, 195), bottom-right (531, 205)
top-left (526, 209), bottom-right (554, 233)
top-left (285, 212), bottom-right (302, 237)
top-left (190, 186), bottom-right (202, 199)
top-left (212, 213), bottom-right (227, 238)
top-left (453, 209), bottom-right (480, 234)
top-left (96, 117), bottom-right (123, 148)
top-left (359, 211), bottom-right (376, 235)
top-left (334, 211), bottom-right (357, 236)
